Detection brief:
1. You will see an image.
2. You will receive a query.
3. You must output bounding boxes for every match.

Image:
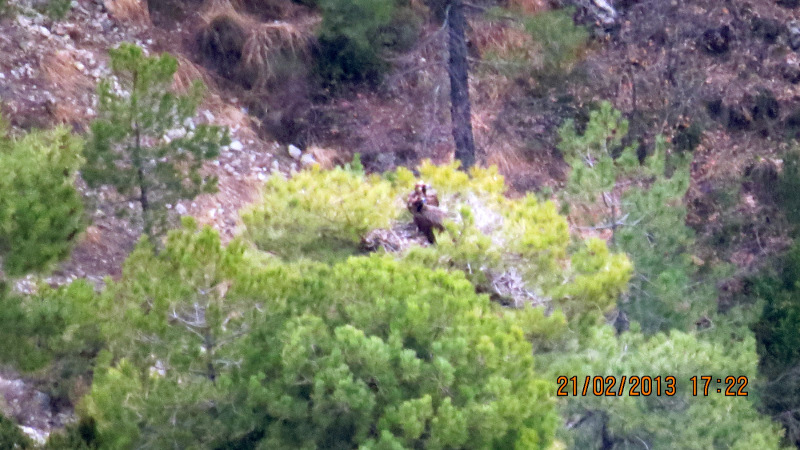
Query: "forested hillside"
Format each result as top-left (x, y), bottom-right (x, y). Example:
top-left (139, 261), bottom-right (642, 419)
top-left (1, 0), bottom-right (800, 448)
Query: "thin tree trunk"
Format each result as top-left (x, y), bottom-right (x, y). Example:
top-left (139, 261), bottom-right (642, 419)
top-left (131, 69), bottom-right (154, 245)
top-left (135, 132), bottom-right (152, 242)
top-left (447, 0), bottom-right (476, 170)
top-left (204, 330), bottom-right (216, 384)
top-left (606, 191), bottom-right (617, 247)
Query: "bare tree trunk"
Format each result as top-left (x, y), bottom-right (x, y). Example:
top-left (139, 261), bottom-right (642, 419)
top-left (204, 330), bottom-right (216, 384)
top-left (130, 69), bottom-right (155, 248)
top-left (446, 0), bottom-right (476, 170)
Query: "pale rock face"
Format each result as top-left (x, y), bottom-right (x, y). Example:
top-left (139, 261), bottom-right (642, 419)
top-left (166, 128), bottom-right (186, 141)
top-left (300, 153), bottom-right (316, 166)
top-left (590, 0), bottom-right (617, 25)
top-left (19, 426), bottom-right (47, 446)
top-left (229, 140), bottom-right (244, 151)
top-left (288, 144), bottom-right (302, 160)
top-left (175, 203), bottom-right (188, 215)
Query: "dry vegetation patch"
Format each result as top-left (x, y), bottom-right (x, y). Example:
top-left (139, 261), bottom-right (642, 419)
top-left (197, 0), bottom-right (316, 88)
top-left (104, 0), bottom-right (150, 26)
top-left (172, 53), bottom-right (216, 93)
top-left (504, 0), bottom-right (548, 15)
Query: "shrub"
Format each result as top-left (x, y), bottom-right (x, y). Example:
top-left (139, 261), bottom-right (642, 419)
top-left (242, 164), bottom-right (402, 261)
top-left (0, 122), bottom-right (85, 276)
top-left (376, 6), bottom-right (422, 52)
top-left (44, 417), bottom-right (97, 449)
top-left (78, 220), bottom-right (562, 448)
top-left (523, 7), bottom-right (588, 82)
top-left (243, 160), bottom-right (630, 327)
top-left (314, 0), bottom-right (420, 86)
top-left (778, 148), bottom-right (800, 231)
top-left (67, 161), bottom-right (638, 447)
top-left (0, 0), bottom-right (12, 18)
top-left (39, 0), bottom-right (72, 20)
top-left (747, 241), bottom-right (800, 446)
top-left (0, 413), bottom-right (33, 449)
top-left (673, 121), bottom-right (703, 154)
top-left (0, 281), bottom-right (103, 410)
top-left (198, 15), bottom-right (247, 80)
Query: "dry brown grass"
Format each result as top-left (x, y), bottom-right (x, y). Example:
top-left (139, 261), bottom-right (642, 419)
top-left (227, 0), bottom-right (303, 20)
top-left (486, 141), bottom-right (529, 175)
top-left (201, 0), bottom-right (256, 26)
top-left (46, 101), bottom-right (88, 126)
top-left (505, 0), bottom-right (548, 14)
top-left (200, 0), bottom-right (317, 88)
top-left (173, 54), bottom-right (216, 93)
top-left (104, 0), bottom-right (150, 26)
top-left (216, 103), bottom-right (253, 130)
top-left (470, 22), bottom-right (536, 61)
top-left (40, 50), bottom-right (94, 93)
top-left (307, 145), bottom-right (339, 170)
top-left (241, 20), bottom-right (314, 87)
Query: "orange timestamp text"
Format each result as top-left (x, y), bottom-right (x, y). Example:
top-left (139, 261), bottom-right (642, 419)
top-left (557, 375), bottom-right (676, 397)
top-left (556, 375), bottom-right (749, 396)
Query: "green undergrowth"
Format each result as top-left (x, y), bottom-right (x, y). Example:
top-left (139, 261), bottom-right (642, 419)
top-left (243, 160), bottom-right (632, 327)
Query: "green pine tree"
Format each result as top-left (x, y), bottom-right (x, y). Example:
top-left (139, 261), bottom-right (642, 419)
top-left (84, 43), bottom-right (229, 245)
top-left (542, 326), bottom-right (785, 449)
top-left (0, 119), bottom-right (85, 276)
top-left (559, 102), bottom-right (716, 333)
top-left (77, 220), bottom-right (561, 448)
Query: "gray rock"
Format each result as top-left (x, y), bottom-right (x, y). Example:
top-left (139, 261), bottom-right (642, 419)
top-left (19, 426), bottom-right (47, 446)
top-left (590, 0), bottom-right (618, 25)
top-left (783, 59), bottom-right (800, 84)
top-left (288, 144), bottom-right (302, 160)
top-left (300, 153), bottom-right (316, 166)
top-left (789, 21), bottom-right (800, 51)
top-left (229, 140), bottom-right (243, 151)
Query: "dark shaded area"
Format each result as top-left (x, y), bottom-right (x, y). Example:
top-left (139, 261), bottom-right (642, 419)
top-left (701, 25), bottom-right (731, 55)
top-left (197, 16), bottom-right (246, 81)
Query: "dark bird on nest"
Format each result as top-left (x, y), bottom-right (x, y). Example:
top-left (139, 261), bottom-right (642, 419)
top-left (412, 181), bottom-right (439, 206)
top-left (407, 182), bottom-right (445, 244)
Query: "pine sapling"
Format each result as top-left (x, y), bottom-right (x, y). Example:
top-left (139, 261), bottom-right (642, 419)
top-left (84, 43), bottom-right (229, 245)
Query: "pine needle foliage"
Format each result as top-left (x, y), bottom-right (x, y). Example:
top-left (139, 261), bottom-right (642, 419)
top-left (0, 121), bottom-right (85, 276)
top-left (243, 164), bottom-right (402, 261)
top-left (747, 242), bottom-right (800, 446)
top-left (777, 147), bottom-right (800, 232)
top-left (314, 0), bottom-right (421, 86)
top-left (521, 7), bottom-right (588, 81)
top-left (0, 279), bottom-right (102, 417)
top-left (0, 412), bottom-right (33, 449)
top-left (78, 220), bottom-right (561, 448)
top-left (542, 326), bottom-right (785, 449)
top-left (396, 163), bottom-right (631, 325)
top-left (84, 43), bottom-right (229, 244)
top-left (559, 101), bottom-right (716, 333)
top-left (244, 160), bottom-right (631, 326)
top-left (0, 0), bottom-right (12, 18)
top-left (481, 7), bottom-right (588, 86)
